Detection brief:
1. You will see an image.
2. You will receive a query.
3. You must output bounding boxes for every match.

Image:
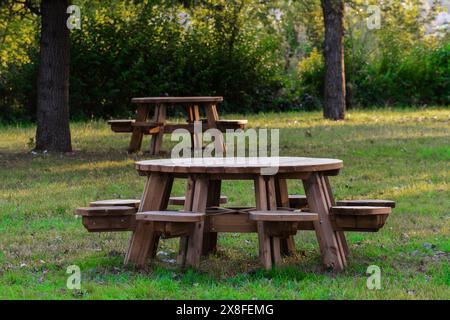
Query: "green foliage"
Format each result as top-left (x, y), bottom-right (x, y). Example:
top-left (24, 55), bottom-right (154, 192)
top-left (0, 0), bottom-right (448, 123)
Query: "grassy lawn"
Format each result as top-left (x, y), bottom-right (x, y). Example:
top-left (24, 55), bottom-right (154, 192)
top-left (0, 108), bottom-right (449, 300)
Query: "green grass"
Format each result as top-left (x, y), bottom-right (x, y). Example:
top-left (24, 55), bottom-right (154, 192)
top-left (0, 108), bottom-right (449, 299)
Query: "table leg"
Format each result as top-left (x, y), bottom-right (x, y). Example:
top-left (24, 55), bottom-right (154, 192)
top-left (149, 104), bottom-right (166, 155)
top-left (275, 178), bottom-right (296, 256)
top-left (190, 104), bottom-right (202, 155)
top-left (177, 177), bottom-right (195, 266)
top-left (323, 175), bottom-right (349, 258)
top-left (254, 176), bottom-right (282, 269)
top-left (128, 105), bottom-right (149, 153)
top-left (202, 180), bottom-right (221, 255)
top-left (124, 173), bottom-right (173, 267)
top-left (204, 102), bottom-right (224, 155)
top-left (303, 173), bottom-right (347, 271)
top-left (185, 177), bottom-right (209, 267)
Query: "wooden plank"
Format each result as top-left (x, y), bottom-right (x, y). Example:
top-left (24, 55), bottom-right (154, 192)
top-left (132, 96), bottom-right (223, 104)
top-left (303, 173), bottom-right (346, 271)
top-left (89, 199), bottom-right (140, 208)
top-left (275, 178), bottom-right (296, 256)
top-left (257, 221), bottom-right (272, 270)
top-left (137, 211), bottom-right (205, 223)
top-left (124, 173), bottom-right (173, 267)
top-left (321, 173), bottom-right (350, 267)
top-left (330, 206), bottom-right (391, 215)
top-left (249, 211), bottom-right (318, 222)
top-left (271, 237), bottom-right (282, 267)
top-left (202, 180), bottom-right (221, 255)
top-left (75, 206), bottom-right (136, 216)
top-left (149, 104), bottom-right (166, 155)
top-left (128, 105), bottom-right (149, 153)
top-left (186, 178), bottom-right (209, 267)
top-left (336, 200), bottom-right (395, 208)
top-left (323, 176), bottom-right (349, 259)
top-left (254, 176), bottom-right (272, 269)
top-left (203, 103), bottom-right (224, 154)
top-left (177, 176), bottom-right (196, 265)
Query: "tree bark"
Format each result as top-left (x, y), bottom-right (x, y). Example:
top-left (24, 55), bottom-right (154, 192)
top-left (321, 0), bottom-right (346, 120)
top-left (35, 0), bottom-right (72, 152)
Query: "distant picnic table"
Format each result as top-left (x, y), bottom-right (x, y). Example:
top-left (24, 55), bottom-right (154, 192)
top-left (108, 96), bottom-right (247, 155)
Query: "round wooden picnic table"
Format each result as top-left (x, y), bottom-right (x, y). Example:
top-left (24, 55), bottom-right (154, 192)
top-left (125, 157), bottom-right (349, 271)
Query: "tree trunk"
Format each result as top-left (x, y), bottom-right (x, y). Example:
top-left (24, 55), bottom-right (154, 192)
top-left (321, 0), bottom-right (346, 120)
top-left (35, 0), bottom-right (72, 152)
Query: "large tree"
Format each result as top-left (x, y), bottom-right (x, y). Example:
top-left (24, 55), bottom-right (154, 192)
top-left (35, 0), bottom-right (72, 152)
top-left (321, 0), bottom-right (346, 120)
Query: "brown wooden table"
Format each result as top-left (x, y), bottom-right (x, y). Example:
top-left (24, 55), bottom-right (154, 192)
top-left (125, 156), bottom-right (349, 271)
top-left (109, 96), bottom-right (249, 155)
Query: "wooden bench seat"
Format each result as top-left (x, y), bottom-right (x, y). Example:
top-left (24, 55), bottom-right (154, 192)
top-left (137, 211), bottom-right (205, 223)
top-left (249, 211), bottom-right (318, 222)
top-left (200, 119), bottom-right (247, 131)
top-left (136, 211), bottom-right (206, 266)
top-left (88, 196), bottom-right (228, 210)
top-left (336, 199), bottom-right (395, 208)
top-left (75, 206), bottom-right (137, 232)
top-left (169, 196), bottom-right (228, 206)
top-left (216, 119), bottom-right (248, 131)
top-left (249, 210), bottom-right (318, 270)
top-left (288, 195), bottom-right (308, 209)
top-left (330, 206), bottom-right (391, 232)
top-left (90, 199), bottom-right (140, 209)
top-left (108, 119), bottom-right (135, 133)
top-left (132, 121), bottom-right (163, 134)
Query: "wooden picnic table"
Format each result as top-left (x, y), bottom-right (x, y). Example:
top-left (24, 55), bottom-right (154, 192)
top-left (108, 96), bottom-right (247, 155)
top-left (125, 156), bottom-right (350, 271)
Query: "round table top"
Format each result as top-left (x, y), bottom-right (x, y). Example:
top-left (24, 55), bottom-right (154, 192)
top-left (135, 157), bottom-right (343, 175)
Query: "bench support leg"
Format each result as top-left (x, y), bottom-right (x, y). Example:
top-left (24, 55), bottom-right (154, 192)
top-left (128, 105), bottom-right (148, 153)
top-left (275, 178), bottom-right (296, 256)
top-left (124, 173), bottom-right (173, 267)
top-left (185, 177), bottom-right (209, 267)
top-left (303, 173), bottom-right (347, 271)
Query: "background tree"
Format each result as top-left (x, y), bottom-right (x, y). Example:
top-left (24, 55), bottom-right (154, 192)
top-left (35, 0), bottom-right (72, 152)
top-left (321, 0), bottom-right (346, 120)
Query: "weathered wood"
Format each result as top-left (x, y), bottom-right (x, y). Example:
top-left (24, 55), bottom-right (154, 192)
top-left (75, 206), bottom-right (136, 216)
top-left (89, 199), bottom-right (140, 209)
top-left (204, 103), bottom-right (224, 154)
top-left (249, 211), bottom-right (318, 222)
top-left (336, 200), bottom-right (395, 208)
top-left (132, 97), bottom-right (224, 104)
top-left (186, 178), bottom-right (209, 267)
top-left (136, 157), bottom-right (343, 175)
top-left (168, 195), bottom-right (228, 206)
top-left (108, 120), bottom-right (135, 133)
top-left (275, 178), bottom-right (295, 256)
top-left (177, 176), bottom-right (196, 265)
top-left (330, 206), bottom-right (391, 232)
top-left (202, 180), bottom-right (222, 255)
top-left (137, 211), bottom-right (205, 223)
top-left (128, 105), bottom-right (149, 153)
top-left (303, 173), bottom-right (346, 271)
top-left (124, 173), bottom-right (173, 267)
top-left (323, 175), bottom-right (349, 258)
top-left (288, 195), bottom-right (308, 209)
top-left (149, 104), bottom-right (166, 155)
top-left (75, 206), bottom-right (136, 232)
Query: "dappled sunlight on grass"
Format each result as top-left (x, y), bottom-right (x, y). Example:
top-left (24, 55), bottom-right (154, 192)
top-left (0, 108), bottom-right (449, 299)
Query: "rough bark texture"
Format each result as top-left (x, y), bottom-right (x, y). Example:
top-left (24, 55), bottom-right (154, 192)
top-left (35, 0), bottom-right (72, 152)
top-left (321, 0), bottom-right (346, 120)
